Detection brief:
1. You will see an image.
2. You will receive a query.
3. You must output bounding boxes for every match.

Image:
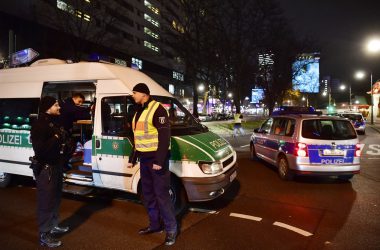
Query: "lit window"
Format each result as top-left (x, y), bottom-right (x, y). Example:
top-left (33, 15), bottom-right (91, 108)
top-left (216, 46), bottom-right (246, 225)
top-left (57, 0), bottom-right (91, 22)
top-left (144, 27), bottom-right (159, 39)
top-left (171, 20), bottom-right (184, 33)
top-left (144, 14), bottom-right (160, 27)
top-left (144, 0), bottom-right (160, 15)
top-left (173, 71), bottom-right (184, 81)
top-left (131, 57), bottom-right (143, 70)
top-left (169, 84), bottom-right (175, 94)
top-left (144, 41), bottom-right (160, 53)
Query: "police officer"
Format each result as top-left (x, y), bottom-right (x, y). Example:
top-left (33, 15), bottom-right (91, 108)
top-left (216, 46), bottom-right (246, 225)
top-left (58, 93), bottom-right (91, 134)
top-left (31, 96), bottom-right (70, 248)
top-left (127, 83), bottom-right (178, 246)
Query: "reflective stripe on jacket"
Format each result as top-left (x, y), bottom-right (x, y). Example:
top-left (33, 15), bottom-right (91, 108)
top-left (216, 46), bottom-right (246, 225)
top-left (132, 100), bottom-right (160, 152)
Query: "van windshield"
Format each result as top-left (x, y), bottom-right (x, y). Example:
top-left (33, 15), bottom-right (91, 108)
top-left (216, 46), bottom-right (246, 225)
top-left (302, 119), bottom-right (357, 140)
top-left (153, 96), bottom-right (208, 136)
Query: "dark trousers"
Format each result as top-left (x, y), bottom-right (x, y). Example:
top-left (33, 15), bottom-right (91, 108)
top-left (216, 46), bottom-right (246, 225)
top-left (140, 156), bottom-right (177, 233)
top-left (35, 163), bottom-right (63, 234)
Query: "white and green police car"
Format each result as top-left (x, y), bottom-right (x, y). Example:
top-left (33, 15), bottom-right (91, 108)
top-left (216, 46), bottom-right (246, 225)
top-left (0, 59), bottom-right (237, 212)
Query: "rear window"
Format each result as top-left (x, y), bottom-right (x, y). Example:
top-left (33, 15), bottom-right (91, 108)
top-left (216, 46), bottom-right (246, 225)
top-left (340, 114), bottom-right (363, 121)
top-left (302, 119), bottom-right (357, 140)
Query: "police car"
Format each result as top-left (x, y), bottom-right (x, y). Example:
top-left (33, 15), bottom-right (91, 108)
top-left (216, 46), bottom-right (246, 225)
top-left (250, 106), bottom-right (361, 180)
top-left (338, 112), bottom-right (366, 135)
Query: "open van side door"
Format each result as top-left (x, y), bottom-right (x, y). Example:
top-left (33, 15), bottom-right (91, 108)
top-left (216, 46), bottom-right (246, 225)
top-left (92, 94), bottom-right (138, 191)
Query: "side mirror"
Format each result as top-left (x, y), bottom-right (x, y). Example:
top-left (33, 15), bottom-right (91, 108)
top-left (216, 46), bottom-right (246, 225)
top-left (254, 128), bottom-right (261, 133)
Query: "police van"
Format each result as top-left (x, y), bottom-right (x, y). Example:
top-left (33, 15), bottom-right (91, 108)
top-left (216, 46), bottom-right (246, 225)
top-left (250, 106), bottom-right (361, 181)
top-left (0, 59), bottom-right (237, 212)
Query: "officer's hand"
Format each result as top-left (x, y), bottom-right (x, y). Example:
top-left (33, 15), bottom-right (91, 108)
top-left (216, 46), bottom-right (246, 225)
top-left (126, 162), bottom-right (134, 168)
top-left (152, 164), bottom-right (162, 170)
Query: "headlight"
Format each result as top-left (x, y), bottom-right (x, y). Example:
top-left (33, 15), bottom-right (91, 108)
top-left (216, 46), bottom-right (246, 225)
top-left (198, 161), bottom-right (223, 174)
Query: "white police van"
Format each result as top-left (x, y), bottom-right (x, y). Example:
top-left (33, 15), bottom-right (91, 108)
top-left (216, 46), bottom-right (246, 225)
top-left (0, 59), bottom-right (237, 212)
top-left (250, 106), bottom-right (361, 180)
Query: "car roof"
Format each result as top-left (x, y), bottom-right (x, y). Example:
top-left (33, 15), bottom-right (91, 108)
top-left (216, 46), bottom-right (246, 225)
top-left (270, 114), bottom-right (351, 122)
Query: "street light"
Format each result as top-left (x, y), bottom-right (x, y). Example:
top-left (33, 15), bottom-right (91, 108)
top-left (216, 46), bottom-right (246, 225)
top-left (340, 84), bottom-right (352, 108)
top-left (355, 70), bottom-right (374, 124)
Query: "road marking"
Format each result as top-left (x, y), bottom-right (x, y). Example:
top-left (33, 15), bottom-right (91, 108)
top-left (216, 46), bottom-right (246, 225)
top-left (189, 207), bottom-right (219, 214)
top-left (240, 144), bottom-right (250, 148)
top-left (229, 212), bottom-right (262, 221)
top-left (273, 221), bottom-right (313, 237)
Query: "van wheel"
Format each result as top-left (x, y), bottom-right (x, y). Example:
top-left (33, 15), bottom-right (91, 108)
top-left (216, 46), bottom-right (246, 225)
top-left (278, 156), bottom-right (293, 181)
top-left (0, 172), bottom-right (11, 188)
top-left (250, 143), bottom-right (258, 161)
top-left (170, 175), bottom-right (188, 215)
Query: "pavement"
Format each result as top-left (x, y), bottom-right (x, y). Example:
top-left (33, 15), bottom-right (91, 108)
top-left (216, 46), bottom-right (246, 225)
top-left (368, 121), bottom-right (380, 133)
top-left (205, 119), bottom-right (380, 138)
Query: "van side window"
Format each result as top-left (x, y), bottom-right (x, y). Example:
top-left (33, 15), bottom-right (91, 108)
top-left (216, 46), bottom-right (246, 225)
top-left (260, 118), bottom-right (273, 134)
top-left (0, 98), bottom-right (39, 130)
top-left (101, 96), bottom-right (136, 137)
top-left (284, 119), bottom-right (296, 136)
top-left (272, 118), bottom-right (287, 135)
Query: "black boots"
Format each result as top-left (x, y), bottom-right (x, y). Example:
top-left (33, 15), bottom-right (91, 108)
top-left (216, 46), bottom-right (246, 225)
top-left (164, 231), bottom-right (177, 246)
top-left (40, 232), bottom-right (62, 248)
top-left (51, 225), bottom-right (70, 234)
top-left (138, 226), bottom-right (164, 235)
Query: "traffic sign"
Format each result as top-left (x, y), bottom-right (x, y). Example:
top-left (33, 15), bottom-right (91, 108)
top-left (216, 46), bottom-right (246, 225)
top-left (11, 48), bottom-right (39, 66)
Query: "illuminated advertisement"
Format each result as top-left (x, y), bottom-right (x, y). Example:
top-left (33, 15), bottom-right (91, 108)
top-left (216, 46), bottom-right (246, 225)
top-left (251, 88), bottom-right (265, 103)
top-left (292, 54), bottom-right (320, 93)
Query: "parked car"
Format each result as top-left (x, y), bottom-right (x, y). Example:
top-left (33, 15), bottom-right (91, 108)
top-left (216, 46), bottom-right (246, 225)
top-left (338, 112), bottom-right (366, 135)
top-left (250, 106), bottom-right (361, 181)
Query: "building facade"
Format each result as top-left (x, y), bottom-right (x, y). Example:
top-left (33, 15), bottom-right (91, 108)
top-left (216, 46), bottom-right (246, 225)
top-left (0, 0), bottom-right (190, 98)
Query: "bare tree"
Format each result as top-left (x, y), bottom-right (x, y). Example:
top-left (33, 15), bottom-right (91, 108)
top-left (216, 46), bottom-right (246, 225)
top-left (36, 0), bottom-right (120, 61)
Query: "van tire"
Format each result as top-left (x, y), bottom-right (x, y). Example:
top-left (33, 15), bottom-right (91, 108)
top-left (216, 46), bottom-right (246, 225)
top-left (0, 172), bottom-right (11, 188)
top-left (250, 143), bottom-right (258, 161)
top-left (137, 175), bottom-right (188, 216)
top-left (278, 155), bottom-right (293, 181)
top-left (170, 175), bottom-right (188, 215)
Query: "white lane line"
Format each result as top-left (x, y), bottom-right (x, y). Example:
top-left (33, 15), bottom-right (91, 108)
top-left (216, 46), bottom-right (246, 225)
top-left (273, 221), bottom-right (313, 237)
top-left (229, 213), bottom-right (262, 221)
top-left (189, 207), bottom-right (219, 214)
top-left (367, 158), bottom-right (380, 160)
top-left (240, 144), bottom-right (250, 148)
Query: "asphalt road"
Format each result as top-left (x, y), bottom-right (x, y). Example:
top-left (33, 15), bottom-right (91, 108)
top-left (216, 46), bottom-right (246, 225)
top-left (0, 127), bottom-right (379, 249)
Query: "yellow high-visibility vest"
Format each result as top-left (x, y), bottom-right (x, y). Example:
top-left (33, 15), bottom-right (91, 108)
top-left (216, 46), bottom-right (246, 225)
top-left (132, 100), bottom-right (160, 152)
top-left (234, 114), bottom-right (242, 123)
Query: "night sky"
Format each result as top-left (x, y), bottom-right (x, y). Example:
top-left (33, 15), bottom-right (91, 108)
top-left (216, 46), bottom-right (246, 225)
top-left (279, 0), bottom-right (380, 95)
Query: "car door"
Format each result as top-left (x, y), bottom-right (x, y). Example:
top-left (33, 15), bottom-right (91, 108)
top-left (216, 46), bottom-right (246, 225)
top-left (254, 118), bottom-right (273, 160)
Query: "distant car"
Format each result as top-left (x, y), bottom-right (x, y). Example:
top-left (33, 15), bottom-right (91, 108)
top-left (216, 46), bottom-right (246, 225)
top-left (250, 106), bottom-right (361, 181)
top-left (338, 112), bottom-right (366, 135)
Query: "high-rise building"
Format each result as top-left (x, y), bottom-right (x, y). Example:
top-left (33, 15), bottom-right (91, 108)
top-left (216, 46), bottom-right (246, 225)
top-left (0, 0), bottom-right (188, 98)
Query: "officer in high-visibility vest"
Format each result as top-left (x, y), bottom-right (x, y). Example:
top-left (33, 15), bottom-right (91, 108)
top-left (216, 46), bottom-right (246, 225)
top-left (127, 83), bottom-right (177, 246)
top-left (233, 112), bottom-right (245, 137)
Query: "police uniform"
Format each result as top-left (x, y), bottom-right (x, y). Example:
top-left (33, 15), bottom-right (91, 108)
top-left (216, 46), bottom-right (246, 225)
top-left (129, 85), bottom-right (177, 245)
top-left (30, 96), bottom-right (69, 248)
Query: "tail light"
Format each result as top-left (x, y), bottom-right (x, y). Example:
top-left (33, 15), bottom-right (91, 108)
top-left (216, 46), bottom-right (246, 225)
top-left (294, 142), bottom-right (308, 157)
top-left (355, 144), bottom-right (361, 157)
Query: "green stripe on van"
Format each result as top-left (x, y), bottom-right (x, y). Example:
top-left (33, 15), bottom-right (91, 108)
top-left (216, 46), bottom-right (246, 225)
top-left (0, 130), bottom-right (32, 148)
top-left (94, 131), bottom-right (233, 162)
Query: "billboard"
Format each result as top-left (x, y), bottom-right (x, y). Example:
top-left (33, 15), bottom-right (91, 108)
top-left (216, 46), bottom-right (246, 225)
top-left (292, 54), bottom-right (320, 93)
top-left (251, 88), bottom-right (265, 103)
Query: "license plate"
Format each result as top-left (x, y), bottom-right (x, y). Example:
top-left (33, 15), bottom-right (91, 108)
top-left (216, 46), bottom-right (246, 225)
top-left (323, 149), bottom-right (345, 156)
top-left (230, 171), bottom-right (237, 182)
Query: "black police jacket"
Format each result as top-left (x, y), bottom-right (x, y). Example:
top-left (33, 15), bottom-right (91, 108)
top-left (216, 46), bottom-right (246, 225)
top-left (30, 113), bottom-right (64, 165)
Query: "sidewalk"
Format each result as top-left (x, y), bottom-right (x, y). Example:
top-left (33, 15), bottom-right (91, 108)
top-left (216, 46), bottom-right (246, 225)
top-left (204, 121), bottom-right (254, 138)
top-left (368, 121), bottom-right (380, 133)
